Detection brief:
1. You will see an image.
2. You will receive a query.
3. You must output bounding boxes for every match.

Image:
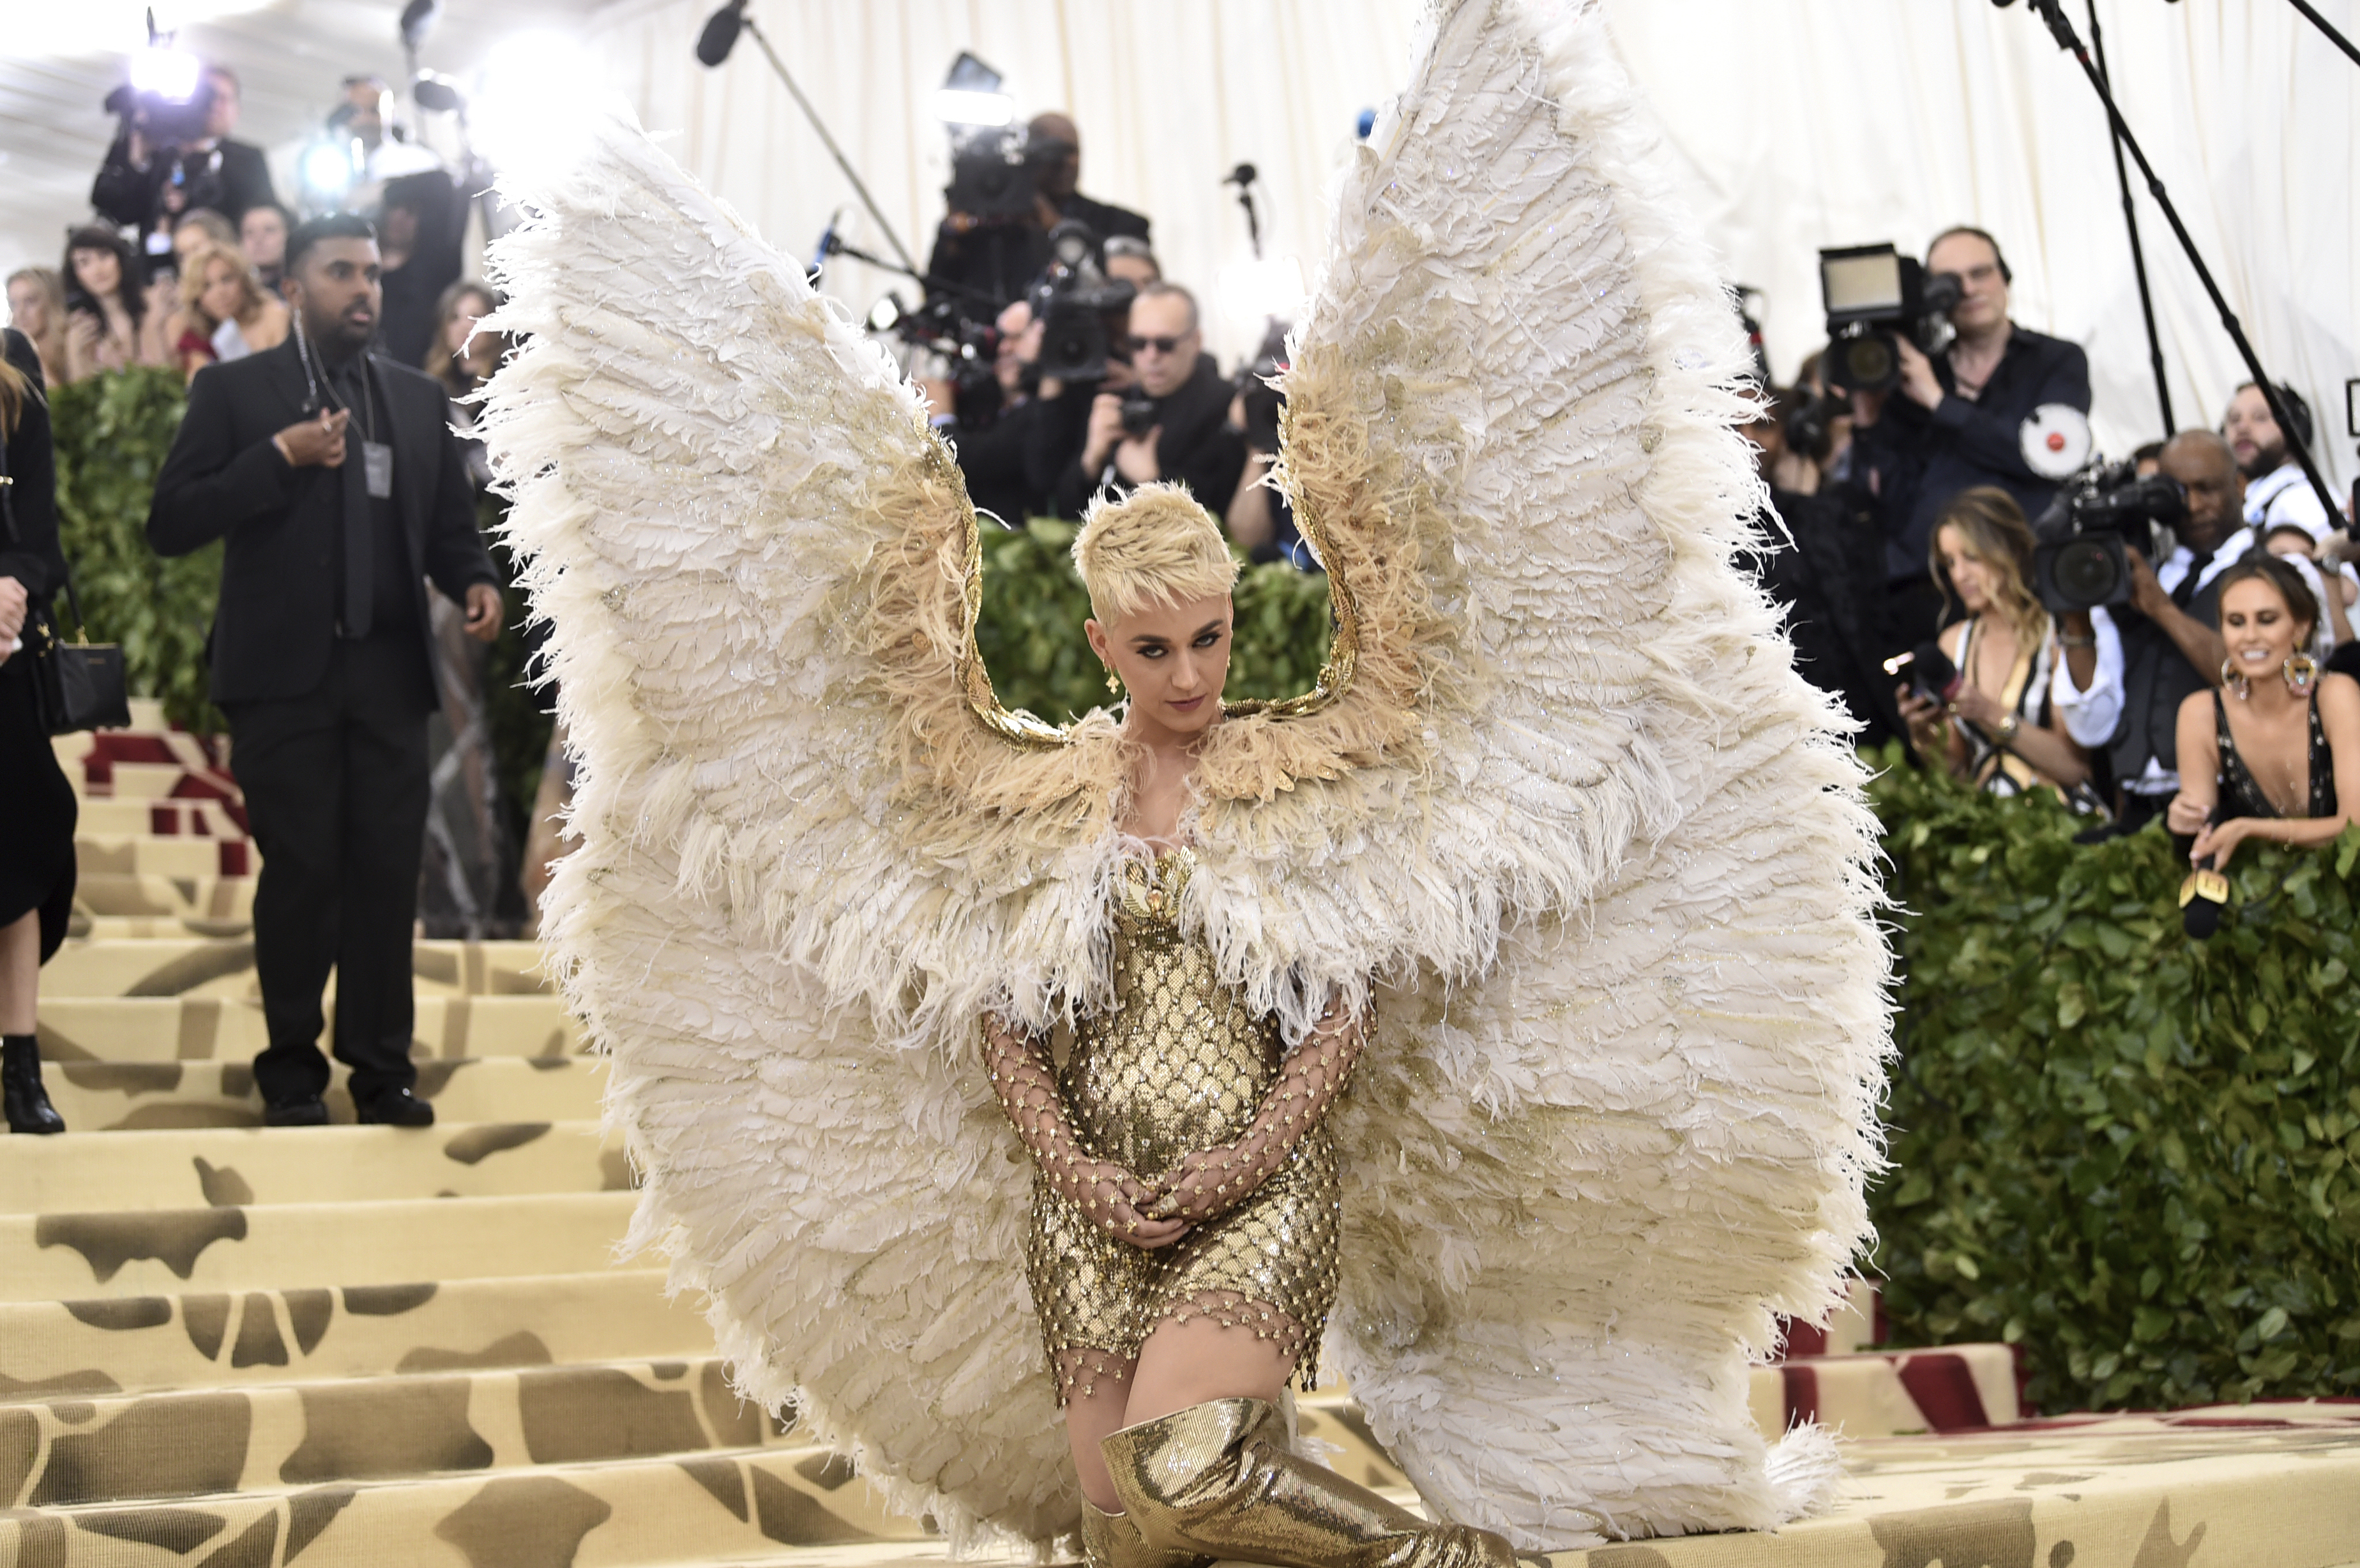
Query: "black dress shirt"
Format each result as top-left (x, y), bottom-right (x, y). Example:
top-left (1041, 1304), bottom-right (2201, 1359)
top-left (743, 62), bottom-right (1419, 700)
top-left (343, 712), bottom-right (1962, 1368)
top-left (321, 352), bottom-right (417, 637)
top-left (1852, 323), bottom-right (2091, 582)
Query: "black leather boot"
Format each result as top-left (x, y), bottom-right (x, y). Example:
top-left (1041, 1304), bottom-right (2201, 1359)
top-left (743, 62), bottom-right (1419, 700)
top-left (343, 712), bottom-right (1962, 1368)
top-left (3, 1034), bottom-right (66, 1135)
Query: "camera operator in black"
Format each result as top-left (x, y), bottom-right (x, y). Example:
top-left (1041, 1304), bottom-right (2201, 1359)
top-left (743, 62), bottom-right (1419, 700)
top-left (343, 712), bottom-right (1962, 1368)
top-left (91, 64), bottom-right (279, 264)
top-left (939, 299), bottom-right (1050, 525)
top-left (2091, 430), bottom-right (2246, 832)
top-left (1743, 388), bottom-right (1900, 745)
top-left (1847, 227), bottom-right (2090, 649)
top-left (1047, 282), bottom-right (1243, 522)
top-left (926, 113), bottom-right (1151, 329)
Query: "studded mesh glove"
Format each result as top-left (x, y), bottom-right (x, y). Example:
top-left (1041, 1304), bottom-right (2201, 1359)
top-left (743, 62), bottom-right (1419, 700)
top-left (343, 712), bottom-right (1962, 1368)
top-left (981, 1016), bottom-right (1182, 1246)
top-left (1147, 998), bottom-right (1365, 1225)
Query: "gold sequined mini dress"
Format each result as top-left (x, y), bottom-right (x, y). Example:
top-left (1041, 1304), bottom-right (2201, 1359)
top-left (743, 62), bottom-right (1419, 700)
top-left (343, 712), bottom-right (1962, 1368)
top-left (1025, 850), bottom-right (1343, 1403)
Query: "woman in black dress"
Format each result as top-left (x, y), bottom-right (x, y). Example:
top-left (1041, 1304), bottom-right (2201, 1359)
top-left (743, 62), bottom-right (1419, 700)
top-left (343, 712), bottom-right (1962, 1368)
top-left (2166, 554), bottom-right (2360, 868)
top-left (1, 325), bottom-right (73, 1133)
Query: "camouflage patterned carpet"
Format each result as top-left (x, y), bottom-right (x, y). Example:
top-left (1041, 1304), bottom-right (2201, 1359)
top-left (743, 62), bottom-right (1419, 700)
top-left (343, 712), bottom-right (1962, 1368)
top-left (5, 706), bottom-right (2358, 1565)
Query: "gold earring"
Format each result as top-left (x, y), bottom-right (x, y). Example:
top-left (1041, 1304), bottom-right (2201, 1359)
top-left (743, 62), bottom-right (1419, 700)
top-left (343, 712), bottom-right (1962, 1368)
top-left (1105, 665), bottom-right (1123, 696)
top-left (2285, 653), bottom-right (2318, 697)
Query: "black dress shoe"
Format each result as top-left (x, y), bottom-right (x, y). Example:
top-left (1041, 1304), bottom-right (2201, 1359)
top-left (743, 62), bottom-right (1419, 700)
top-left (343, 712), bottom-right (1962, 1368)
top-left (262, 1096), bottom-right (331, 1127)
top-left (3, 1035), bottom-right (66, 1135)
top-left (355, 1088), bottom-right (435, 1127)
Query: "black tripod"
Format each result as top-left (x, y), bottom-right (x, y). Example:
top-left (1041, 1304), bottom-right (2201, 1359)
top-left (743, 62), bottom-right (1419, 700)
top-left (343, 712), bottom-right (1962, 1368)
top-left (2023, 0), bottom-right (2345, 530)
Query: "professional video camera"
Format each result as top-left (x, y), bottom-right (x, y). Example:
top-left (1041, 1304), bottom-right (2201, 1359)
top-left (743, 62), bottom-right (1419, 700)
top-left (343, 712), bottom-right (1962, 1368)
top-left (2029, 458), bottom-right (2187, 612)
top-left (944, 125), bottom-right (1073, 224)
top-left (867, 292), bottom-right (1002, 412)
top-left (101, 38), bottom-right (223, 267)
top-left (1030, 220), bottom-right (1137, 386)
top-left (1817, 243), bottom-right (1965, 396)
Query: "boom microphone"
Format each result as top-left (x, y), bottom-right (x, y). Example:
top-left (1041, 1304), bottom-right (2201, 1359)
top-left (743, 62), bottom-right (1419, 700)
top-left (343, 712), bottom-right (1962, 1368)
top-left (695, 0), bottom-right (749, 68)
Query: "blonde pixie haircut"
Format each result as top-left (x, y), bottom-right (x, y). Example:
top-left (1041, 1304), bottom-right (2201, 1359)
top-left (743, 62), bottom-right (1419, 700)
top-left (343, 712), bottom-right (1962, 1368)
top-left (1071, 483), bottom-right (1239, 622)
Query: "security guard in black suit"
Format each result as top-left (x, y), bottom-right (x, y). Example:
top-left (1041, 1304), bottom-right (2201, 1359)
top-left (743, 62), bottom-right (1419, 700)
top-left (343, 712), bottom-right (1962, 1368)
top-left (148, 213), bottom-right (501, 1127)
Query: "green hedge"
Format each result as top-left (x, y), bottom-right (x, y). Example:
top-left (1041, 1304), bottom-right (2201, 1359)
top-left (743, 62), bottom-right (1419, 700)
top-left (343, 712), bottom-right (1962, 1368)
top-left (49, 369), bottom-right (220, 731)
top-left (1866, 743), bottom-right (2360, 1412)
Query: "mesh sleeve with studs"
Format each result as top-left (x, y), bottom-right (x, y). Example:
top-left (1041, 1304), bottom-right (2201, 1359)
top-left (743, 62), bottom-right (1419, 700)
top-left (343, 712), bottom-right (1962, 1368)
top-left (1151, 999), bottom-right (1366, 1226)
top-left (980, 1016), bottom-right (1159, 1240)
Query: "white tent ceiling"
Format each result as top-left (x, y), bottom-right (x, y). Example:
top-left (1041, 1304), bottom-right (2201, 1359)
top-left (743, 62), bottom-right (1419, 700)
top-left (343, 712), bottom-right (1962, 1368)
top-left (5, 0), bottom-right (2354, 493)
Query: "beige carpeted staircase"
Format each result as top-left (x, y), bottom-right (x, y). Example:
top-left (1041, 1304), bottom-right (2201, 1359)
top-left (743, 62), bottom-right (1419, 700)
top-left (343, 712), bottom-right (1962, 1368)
top-left (2, 705), bottom-right (2039, 1568)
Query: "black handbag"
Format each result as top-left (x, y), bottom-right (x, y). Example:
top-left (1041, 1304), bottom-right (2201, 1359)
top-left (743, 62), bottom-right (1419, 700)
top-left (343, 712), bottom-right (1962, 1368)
top-left (3, 412), bottom-right (130, 736)
top-left (24, 577), bottom-right (131, 735)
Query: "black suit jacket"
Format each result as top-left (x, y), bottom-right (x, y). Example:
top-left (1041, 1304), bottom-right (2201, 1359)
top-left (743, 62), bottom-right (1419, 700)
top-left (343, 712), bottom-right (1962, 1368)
top-left (146, 337), bottom-right (496, 705)
top-left (1, 329), bottom-right (66, 601)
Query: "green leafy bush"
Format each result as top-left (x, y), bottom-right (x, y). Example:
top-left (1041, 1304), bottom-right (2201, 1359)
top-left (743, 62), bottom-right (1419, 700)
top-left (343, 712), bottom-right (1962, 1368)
top-left (48, 369), bottom-right (220, 731)
top-left (974, 518), bottom-right (1336, 725)
top-left (1867, 742), bottom-right (2360, 1412)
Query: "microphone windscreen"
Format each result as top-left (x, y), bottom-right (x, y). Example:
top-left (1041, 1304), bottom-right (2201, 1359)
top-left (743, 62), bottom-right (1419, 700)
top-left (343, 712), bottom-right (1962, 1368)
top-left (2182, 896), bottom-right (2222, 940)
top-left (2180, 855), bottom-right (2226, 940)
top-left (695, 6), bottom-right (744, 67)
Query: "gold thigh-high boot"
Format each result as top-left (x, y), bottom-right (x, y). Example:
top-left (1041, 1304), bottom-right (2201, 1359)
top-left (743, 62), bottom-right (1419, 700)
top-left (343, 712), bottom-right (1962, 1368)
top-left (1079, 1499), bottom-right (1216, 1568)
top-left (1100, 1398), bottom-right (1524, 1568)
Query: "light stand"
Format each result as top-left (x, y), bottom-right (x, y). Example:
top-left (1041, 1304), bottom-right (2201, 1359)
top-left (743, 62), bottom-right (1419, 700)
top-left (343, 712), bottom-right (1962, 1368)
top-left (695, 1), bottom-right (919, 276)
top-left (2283, 0), bottom-right (2360, 70)
top-left (822, 236), bottom-right (1002, 313)
top-left (2025, 0), bottom-right (2344, 529)
top-left (2084, 0), bottom-right (2174, 434)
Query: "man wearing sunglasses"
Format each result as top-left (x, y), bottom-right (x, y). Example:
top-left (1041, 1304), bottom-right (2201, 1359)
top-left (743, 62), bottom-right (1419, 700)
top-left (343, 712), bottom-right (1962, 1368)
top-left (1052, 282), bottom-right (1244, 522)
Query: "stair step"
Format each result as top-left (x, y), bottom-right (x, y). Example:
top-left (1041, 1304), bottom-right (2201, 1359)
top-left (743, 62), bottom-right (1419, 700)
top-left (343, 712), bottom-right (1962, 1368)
top-left (0, 1442), bottom-right (928, 1566)
top-left (73, 873), bottom-right (254, 925)
top-left (70, 916), bottom-right (256, 941)
top-left (73, 799), bottom-right (249, 841)
top-left (73, 836), bottom-right (246, 880)
top-left (1750, 1343), bottom-right (2022, 1435)
top-left (40, 940), bottom-right (551, 1002)
top-left (0, 1271), bottom-right (705, 1395)
top-left (1, 1357), bottom-right (797, 1507)
top-left (0, 1122), bottom-right (628, 1214)
top-left (37, 996), bottom-right (581, 1063)
top-left (2, 1192), bottom-right (637, 1301)
top-left (41, 1057), bottom-right (604, 1131)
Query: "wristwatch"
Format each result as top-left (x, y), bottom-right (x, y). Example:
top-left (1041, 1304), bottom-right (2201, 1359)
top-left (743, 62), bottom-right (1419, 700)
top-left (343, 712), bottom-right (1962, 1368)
top-left (1996, 713), bottom-right (2021, 742)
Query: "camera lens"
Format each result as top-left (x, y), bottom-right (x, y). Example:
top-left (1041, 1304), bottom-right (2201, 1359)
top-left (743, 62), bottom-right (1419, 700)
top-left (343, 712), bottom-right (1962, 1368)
top-left (2053, 539), bottom-right (2123, 605)
top-left (1843, 336), bottom-right (1896, 389)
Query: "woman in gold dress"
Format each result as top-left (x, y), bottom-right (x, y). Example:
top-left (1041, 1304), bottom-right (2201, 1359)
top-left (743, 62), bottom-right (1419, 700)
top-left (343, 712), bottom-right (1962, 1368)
top-left (980, 490), bottom-right (1519, 1568)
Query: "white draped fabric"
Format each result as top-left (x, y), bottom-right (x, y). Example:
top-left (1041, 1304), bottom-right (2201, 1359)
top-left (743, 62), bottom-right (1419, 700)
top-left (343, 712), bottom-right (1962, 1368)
top-left (578, 0), bottom-right (2354, 492)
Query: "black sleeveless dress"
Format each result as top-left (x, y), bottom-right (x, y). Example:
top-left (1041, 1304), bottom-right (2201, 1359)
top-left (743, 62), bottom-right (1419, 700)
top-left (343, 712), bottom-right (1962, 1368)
top-left (2212, 690), bottom-right (2337, 822)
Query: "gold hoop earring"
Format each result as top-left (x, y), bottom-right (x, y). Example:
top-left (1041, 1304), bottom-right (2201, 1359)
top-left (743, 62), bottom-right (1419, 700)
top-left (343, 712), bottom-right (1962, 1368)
top-left (2284, 653), bottom-right (2318, 697)
top-left (2221, 658), bottom-right (2252, 702)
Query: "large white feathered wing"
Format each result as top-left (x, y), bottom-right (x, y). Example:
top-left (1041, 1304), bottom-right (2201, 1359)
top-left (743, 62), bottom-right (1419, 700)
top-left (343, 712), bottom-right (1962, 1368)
top-left (480, 114), bottom-right (1081, 1550)
top-left (1192, 0), bottom-right (1891, 1546)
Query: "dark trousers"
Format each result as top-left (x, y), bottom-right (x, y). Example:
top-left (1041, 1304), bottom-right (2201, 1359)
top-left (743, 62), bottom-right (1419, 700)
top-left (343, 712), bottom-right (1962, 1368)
top-left (226, 633), bottom-right (435, 1107)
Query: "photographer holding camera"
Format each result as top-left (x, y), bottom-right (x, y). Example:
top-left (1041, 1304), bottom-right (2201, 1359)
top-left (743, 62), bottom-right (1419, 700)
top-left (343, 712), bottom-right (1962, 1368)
top-left (2085, 430), bottom-right (2246, 831)
top-left (1845, 227), bottom-right (2090, 647)
top-left (1047, 282), bottom-right (1243, 522)
top-left (926, 113), bottom-right (1149, 329)
top-left (91, 63), bottom-right (278, 269)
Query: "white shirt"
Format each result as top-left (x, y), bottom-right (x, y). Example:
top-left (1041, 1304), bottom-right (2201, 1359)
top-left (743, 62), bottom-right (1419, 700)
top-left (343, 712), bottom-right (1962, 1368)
top-left (2244, 462), bottom-right (2334, 542)
top-left (210, 317), bottom-right (253, 363)
top-left (2048, 604), bottom-right (2126, 751)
